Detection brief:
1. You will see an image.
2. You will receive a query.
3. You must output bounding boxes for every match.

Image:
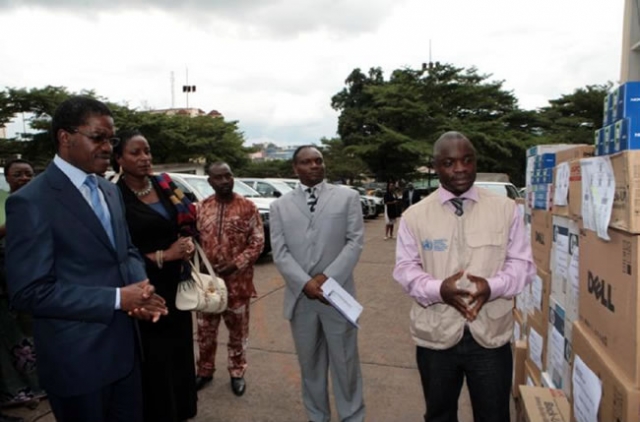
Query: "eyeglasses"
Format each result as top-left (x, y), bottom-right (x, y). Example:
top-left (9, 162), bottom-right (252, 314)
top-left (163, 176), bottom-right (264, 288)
top-left (68, 128), bottom-right (120, 147)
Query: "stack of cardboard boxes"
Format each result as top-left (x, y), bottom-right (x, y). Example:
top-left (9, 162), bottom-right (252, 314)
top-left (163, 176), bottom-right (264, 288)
top-left (514, 144), bottom-right (593, 421)
top-left (597, 82), bottom-right (640, 156)
top-left (515, 91), bottom-right (640, 419)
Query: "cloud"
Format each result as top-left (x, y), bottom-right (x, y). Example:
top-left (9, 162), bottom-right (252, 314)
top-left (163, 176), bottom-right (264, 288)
top-left (0, 0), bottom-right (406, 37)
top-left (0, 0), bottom-right (625, 147)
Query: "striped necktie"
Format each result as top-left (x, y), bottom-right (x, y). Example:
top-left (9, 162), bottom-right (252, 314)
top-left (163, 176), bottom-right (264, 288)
top-left (306, 187), bottom-right (318, 213)
top-left (450, 197), bottom-right (464, 216)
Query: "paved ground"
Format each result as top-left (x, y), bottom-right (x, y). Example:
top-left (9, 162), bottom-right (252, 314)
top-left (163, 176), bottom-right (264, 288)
top-left (6, 217), bottom-right (513, 422)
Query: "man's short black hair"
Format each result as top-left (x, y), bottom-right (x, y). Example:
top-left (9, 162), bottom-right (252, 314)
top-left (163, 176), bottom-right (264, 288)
top-left (292, 145), bottom-right (319, 163)
top-left (51, 96), bottom-right (113, 151)
top-left (4, 158), bottom-right (33, 174)
top-left (205, 161), bottom-right (230, 176)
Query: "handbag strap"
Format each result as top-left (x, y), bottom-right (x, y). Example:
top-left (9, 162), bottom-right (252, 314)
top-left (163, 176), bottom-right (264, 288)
top-left (193, 241), bottom-right (218, 279)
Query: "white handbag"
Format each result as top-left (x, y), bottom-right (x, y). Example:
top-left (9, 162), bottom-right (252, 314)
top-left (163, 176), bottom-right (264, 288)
top-left (175, 241), bottom-right (228, 313)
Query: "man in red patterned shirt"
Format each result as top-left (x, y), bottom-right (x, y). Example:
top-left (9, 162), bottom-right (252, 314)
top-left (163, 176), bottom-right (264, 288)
top-left (195, 162), bottom-right (264, 396)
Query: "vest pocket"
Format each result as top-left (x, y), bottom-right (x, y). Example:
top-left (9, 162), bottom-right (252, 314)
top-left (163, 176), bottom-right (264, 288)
top-left (466, 230), bottom-right (504, 249)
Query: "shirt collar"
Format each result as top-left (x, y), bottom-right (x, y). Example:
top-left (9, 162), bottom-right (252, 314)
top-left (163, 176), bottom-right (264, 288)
top-left (53, 155), bottom-right (93, 190)
top-left (437, 185), bottom-right (479, 204)
top-left (299, 181), bottom-right (325, 195)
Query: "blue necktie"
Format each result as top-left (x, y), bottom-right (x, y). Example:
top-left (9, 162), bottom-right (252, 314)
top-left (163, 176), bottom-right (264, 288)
top-left (84, 175), bottom-right (115, 246)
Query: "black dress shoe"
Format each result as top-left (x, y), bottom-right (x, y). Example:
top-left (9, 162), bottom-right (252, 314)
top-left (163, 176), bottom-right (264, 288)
top-left (231, 377), bottom-right (246, 396)
top-left (195, 375), bottom-right (213, 391)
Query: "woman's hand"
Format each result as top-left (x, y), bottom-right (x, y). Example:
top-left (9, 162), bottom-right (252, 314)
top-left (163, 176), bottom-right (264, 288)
top-left (166, 237), bottom-right (195, 261)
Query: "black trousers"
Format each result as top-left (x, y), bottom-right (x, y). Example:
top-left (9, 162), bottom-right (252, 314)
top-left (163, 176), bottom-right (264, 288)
top-left (416, 329), bottom-right (512, 422)
top-left (48, 361), bottom-right (142, 422)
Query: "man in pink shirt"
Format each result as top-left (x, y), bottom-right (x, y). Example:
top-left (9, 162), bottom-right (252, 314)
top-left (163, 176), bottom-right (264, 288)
top-left (393, 131), bottom-right (534, 422)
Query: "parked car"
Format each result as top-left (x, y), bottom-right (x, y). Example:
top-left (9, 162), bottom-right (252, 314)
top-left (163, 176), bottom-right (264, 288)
top-left (474, 181), bottom-right (520, 200)
top-left (349, 186), bottom-right (383, 217)
top-left (239, 178), bottom-right (294, 198)
top-left (167, 173), bottom-right (272, 256)
top-left (336, 185), bottom-right (376, 218)
top-left (265, 178), bottom-right (299, 189)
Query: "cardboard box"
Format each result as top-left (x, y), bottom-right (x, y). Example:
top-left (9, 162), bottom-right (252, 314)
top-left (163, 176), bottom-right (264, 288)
top-left (525, 359), bottom-right (542, 388)
top-left (554, 145), bottom-right (594, 165)
top-left (518, 386), bottom-right (570, 422)
top-left (513, 340), bottom-right (528, 399)
top-left (553, 146), bottom-right (594, 217)
top-left (615, 81), bottom-right (640, 121)
top-left (531, 209), bottom-right (553, 272)
top-left (610, 151), bottom-right (640, 233)
top-left (528, 269), bottom-right (551, 329)
top-left (578, 227), bottom-right (640, 386)
top-left (527, 315), bottom-right (547, 378)
top-left (603, 92), bottom-right (613, 127)
top-left (612, 117), bottom-right (640, 153)
top-left (527, 144), bottom-right (577, 158)
top-left (567, 160), bottom-right (583, 220)
top-left (571, 322), bottom-right (640, 422)
top-left (514, 308), bottom-right (525, 341)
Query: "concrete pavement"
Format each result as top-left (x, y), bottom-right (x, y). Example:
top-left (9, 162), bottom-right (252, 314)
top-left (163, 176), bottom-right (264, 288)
top-left (8, 217), bottom-right (492, 422)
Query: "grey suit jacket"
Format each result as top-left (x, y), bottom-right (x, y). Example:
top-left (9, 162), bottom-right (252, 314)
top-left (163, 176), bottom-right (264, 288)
top-left (270, 184), bottom-right (364, 320)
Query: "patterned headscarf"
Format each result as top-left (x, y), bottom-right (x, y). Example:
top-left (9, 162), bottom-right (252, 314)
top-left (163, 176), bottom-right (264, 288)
top-left (154, 173), bottom-right (198, 238)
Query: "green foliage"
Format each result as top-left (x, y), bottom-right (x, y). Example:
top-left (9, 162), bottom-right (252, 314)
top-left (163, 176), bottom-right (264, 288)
top-left (331, 63), bottom-right (537, 184)
top-left (534, 84), bottom-right (611, 146)
top-left (237, 159), bottom-right (294, 178)
top-left (0, 87), bottom-right (248, 169)
top-left (330, 63), bottom-right (607, 186)
top-left (319, 137), bottom-right (369, 184)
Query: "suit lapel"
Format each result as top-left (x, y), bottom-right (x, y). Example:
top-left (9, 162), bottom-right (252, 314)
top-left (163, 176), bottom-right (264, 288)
top-left (312, 184), bottom-right (336, 217)
top-left (46, 165), bottom-right (116, 253)
top-left (292, 188), bottom-right (312, 218)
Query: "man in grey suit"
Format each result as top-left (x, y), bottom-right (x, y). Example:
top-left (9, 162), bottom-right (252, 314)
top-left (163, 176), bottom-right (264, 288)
top-left (270, 145), bottom-right (365, 422)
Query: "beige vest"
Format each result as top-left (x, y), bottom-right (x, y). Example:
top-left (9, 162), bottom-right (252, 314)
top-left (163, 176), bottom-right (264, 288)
top-left (403, 188), bottom-right (515, 349)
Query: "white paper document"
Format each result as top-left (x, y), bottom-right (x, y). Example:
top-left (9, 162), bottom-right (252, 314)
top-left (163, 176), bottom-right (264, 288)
top-left (528, 327), bottom-right (544, 370)
top-left (554, 227), bottom-right (569, 279)
top-left (580, 157), bottom-right (615, 240)
top-left (322, 277), bottom-right (363, 328)
top-left (553, 162), bottom-right (570, 206)
top-left (531, 274), bottom-right (543, 311)
top-left (572, 355), bottom-right (602, 422)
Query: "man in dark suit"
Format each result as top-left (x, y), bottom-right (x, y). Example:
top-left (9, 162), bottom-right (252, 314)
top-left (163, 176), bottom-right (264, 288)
top-left (402, 183), bottom-right (421, 210)
top-left (270, 146), bottom-right (365, 422)
top-left (5, 97), bottom-right (168, 422)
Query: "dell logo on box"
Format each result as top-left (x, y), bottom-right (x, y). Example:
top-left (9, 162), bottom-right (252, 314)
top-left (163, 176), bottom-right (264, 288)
top-left (587, 271), bottom-right (615, 312)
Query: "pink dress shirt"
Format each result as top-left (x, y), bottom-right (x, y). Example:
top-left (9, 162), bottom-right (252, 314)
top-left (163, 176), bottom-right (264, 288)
top-left (393, 186), bottom-right (535, 307)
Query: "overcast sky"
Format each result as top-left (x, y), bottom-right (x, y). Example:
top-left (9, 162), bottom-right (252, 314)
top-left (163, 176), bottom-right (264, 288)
top-left (0, 0), bottom-right (625, 145)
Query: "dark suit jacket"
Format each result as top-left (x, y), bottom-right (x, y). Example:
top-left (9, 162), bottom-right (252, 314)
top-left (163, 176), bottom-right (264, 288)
top-left (402, 189), bottom-right (421, 210)
top-left (5, 163), bottom-right (146, 397)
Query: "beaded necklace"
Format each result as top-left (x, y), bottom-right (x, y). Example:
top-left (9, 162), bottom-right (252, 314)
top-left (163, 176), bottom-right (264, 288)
top-left (127, 176), bottom-right (153, 197)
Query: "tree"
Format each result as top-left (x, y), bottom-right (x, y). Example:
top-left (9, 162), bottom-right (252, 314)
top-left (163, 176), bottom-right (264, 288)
top-left (238, 159), bottom-right (294, 178)
top-left (0, 86), bottom-right (250, 170)
top-left (331, 63), bottom-right (538, 185)
top-left (534, 84), bottom-right (610, 146)
top-left (319, 137), bottom-right (370, 184)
